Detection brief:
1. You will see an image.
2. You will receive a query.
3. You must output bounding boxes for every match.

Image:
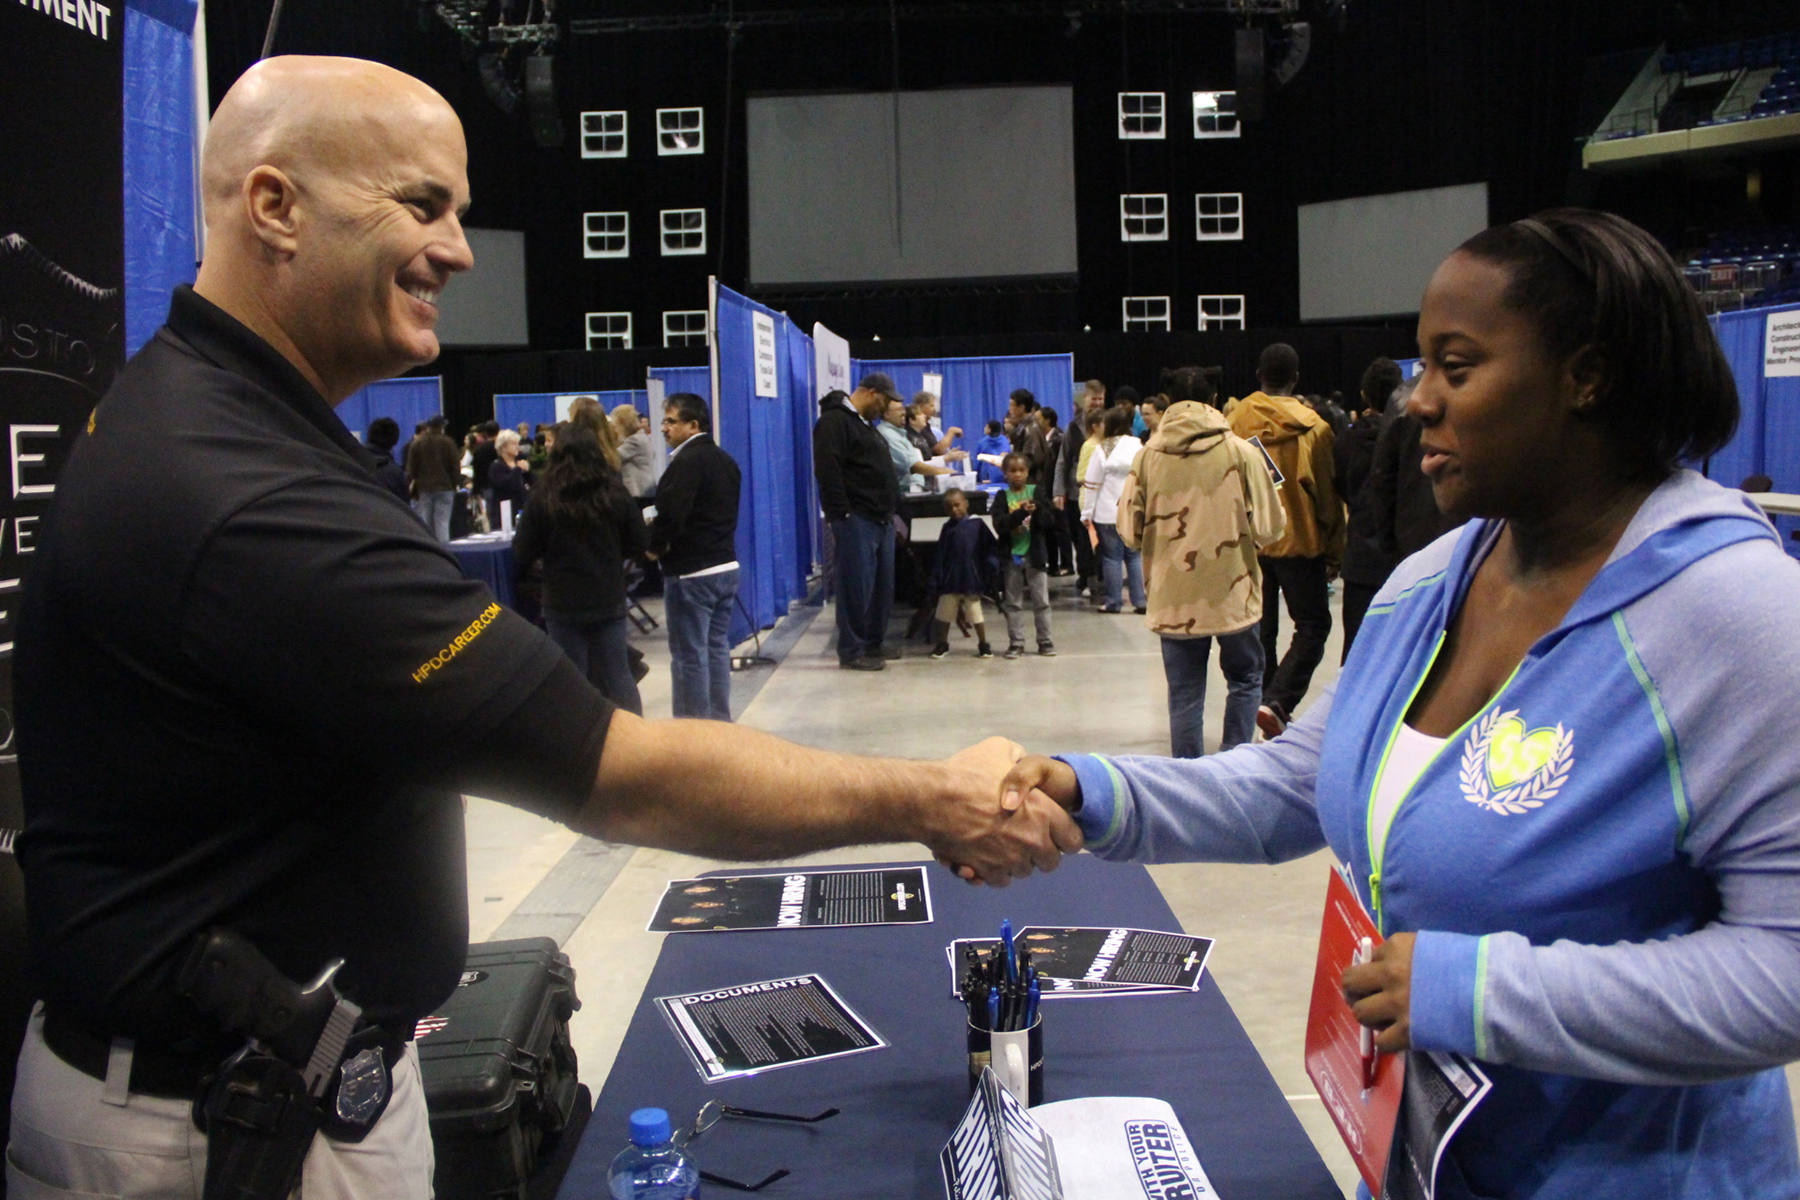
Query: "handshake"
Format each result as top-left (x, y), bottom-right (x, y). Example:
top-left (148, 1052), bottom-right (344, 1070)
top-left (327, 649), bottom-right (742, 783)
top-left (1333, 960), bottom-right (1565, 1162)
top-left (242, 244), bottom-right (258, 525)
top-left (925, 738), bottom-right (1087, 887)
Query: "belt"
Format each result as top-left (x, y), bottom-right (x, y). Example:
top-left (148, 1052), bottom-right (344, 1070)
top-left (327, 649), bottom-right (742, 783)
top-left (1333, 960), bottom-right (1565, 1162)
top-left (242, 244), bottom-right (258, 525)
top-left (42, 1009), bottom-right (212, 1100)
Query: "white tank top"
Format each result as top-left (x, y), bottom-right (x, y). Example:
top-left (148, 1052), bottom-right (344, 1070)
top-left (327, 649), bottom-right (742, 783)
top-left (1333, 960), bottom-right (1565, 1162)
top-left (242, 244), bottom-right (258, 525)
top-left (1370, 724), bottom-right (1448, 860)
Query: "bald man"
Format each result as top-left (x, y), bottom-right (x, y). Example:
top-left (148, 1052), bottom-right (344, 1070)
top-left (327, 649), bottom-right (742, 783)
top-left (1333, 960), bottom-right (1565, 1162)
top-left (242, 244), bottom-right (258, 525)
top-left (9, 57), bottom-right (1077, 1200)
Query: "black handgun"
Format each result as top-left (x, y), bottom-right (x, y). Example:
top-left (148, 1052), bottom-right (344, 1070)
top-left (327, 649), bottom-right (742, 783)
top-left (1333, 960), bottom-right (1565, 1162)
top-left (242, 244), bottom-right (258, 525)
top-left (178, 930), bottom-right (365, 1200)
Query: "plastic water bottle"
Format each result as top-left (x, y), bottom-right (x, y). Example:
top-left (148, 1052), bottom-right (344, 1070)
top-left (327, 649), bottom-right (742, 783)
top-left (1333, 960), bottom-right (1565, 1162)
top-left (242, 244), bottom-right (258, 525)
top-left (607, 1108), bottom-right (699, 1200)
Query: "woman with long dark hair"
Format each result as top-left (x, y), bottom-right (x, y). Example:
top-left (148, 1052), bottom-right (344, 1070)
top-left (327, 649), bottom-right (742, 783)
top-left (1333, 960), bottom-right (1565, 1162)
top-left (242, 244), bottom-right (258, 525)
top-left (513, 422), bottom-right (650, 714)
top-left (1002, 210), bottom-right (1800, 1195)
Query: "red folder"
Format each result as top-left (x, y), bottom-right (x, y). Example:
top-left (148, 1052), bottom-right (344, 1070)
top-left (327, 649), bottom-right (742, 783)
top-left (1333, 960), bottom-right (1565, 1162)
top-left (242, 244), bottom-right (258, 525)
top-left (1305, 867), bottom-right (1404, 1194)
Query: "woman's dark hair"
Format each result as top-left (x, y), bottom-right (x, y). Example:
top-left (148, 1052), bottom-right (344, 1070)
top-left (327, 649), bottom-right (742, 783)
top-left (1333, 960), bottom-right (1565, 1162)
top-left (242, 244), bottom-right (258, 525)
top-left (1112, 385), bottom-right (1140, 407)
top-left (1102, 406), bottom-right (1133, 438)
top-left (1160, 366), bottom-right (1217, 407)
top-left (539, 423), bottom-right (625, 530)
top-left (1040, 405), bottom-right (1059, 428)
top-left (1454, 208), bottom-right (1737, 475)
top-left (366, 416), bottom-right (400, 453)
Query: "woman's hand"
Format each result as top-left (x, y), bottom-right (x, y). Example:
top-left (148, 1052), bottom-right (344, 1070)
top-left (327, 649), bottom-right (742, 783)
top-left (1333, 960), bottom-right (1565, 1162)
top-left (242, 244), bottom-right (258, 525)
top-left (1085, 521), bottom-right (1099, 549)
top-left (1341, 931), bottom-right (1415, 1053)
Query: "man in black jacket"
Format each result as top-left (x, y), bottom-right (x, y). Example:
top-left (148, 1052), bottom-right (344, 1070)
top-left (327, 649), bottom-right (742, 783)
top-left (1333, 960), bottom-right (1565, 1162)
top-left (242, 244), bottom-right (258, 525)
top-left (814, 375), bottom-right (903, 670)
top-left (1338, 357), bottom-right (1403, 659)
top-left (651, 392), bottom-right (742, 718)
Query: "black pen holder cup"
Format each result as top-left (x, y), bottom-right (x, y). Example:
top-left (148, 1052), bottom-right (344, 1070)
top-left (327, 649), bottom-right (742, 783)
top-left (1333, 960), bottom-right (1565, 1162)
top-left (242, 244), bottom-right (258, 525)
top-left (966, 1015), bottom-right (1043, 1107)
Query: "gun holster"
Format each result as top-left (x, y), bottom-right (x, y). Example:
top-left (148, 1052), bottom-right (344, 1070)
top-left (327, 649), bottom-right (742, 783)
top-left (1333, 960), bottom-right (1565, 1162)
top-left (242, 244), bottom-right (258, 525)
top-left (194, 1048), bottom-right (321, 1200)
top-left (179, 930), bottom-right (392, 1200)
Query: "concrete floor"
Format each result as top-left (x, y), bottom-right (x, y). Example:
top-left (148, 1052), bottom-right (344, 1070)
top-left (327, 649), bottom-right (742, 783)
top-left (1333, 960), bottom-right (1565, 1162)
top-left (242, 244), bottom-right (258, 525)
top-left (463, 574), bottom-right (1800, 1197)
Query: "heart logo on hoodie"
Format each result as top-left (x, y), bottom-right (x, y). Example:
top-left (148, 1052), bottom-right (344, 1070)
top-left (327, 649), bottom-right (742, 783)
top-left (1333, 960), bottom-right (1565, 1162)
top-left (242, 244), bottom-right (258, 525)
top-left (1460, 709), bottom-right (1574, 816)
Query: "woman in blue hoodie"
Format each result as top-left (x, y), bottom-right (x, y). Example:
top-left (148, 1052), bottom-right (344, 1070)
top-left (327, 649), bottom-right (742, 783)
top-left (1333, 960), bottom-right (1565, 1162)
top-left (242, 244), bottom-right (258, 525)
top-left (992, 210), bottom-right (1800, 1198)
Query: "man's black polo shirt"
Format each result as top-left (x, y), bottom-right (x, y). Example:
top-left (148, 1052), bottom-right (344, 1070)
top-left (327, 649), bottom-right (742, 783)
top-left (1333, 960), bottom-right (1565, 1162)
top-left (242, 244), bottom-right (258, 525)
top-left (15, 286), bottom-right (615, 1049)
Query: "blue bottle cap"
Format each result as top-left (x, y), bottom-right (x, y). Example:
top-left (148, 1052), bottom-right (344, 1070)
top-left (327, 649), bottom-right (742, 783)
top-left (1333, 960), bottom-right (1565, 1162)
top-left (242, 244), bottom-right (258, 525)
top-left (629, 1107), bottom-right (672, 1147)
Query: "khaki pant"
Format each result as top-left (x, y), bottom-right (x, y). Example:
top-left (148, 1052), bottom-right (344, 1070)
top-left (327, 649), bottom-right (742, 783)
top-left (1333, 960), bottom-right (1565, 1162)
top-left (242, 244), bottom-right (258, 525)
top-left (933, 593), bottom-right (985, 624)
top-left (6, 1009), bottom-right (434, 1199)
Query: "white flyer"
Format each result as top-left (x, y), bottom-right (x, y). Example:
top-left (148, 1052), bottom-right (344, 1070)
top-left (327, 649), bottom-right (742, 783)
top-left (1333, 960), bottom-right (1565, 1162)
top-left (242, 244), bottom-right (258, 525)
top-left (1029, 1096), bottom-right (1215, 1200)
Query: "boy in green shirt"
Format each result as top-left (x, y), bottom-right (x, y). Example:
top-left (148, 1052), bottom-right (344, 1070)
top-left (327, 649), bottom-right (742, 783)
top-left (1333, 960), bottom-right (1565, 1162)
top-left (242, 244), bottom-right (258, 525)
top-left (994, 453), bottom-right (1055, 659)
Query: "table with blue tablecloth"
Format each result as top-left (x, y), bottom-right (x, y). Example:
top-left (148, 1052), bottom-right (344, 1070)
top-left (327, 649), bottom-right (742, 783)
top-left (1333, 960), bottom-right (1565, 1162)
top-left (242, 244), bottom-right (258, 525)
top-left (559, 854), bottom-right (1340, 1199)
top-left (447, 533), bottom-right (516, 609)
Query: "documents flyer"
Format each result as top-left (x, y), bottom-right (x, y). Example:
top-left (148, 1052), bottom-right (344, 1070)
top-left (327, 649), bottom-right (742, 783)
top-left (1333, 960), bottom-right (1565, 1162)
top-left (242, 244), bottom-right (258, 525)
top-left (655, 973), bottom-right (886, 1083)
top-left (649, 866), bottom-right (931, 932)
top-left (1306, 866), bottom-right (1491, 1200)
top-left (948, 927), bottom-right (1212, 998)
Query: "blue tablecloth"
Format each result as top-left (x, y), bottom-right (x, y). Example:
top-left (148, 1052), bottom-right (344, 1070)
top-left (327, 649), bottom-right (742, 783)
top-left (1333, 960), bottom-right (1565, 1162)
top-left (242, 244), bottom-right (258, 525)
top-left (561, 855), bottom-right (1340, 1199)
top-left (448, 537), bottom-right (516, 609)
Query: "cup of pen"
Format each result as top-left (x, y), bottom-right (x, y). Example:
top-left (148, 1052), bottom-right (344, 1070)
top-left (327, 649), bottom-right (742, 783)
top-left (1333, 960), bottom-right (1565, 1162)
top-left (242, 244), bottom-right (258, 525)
top-left (962, 920), bottom-right (1044, 1107)
top-left (967, 1013), bottom-right (1043, 1107)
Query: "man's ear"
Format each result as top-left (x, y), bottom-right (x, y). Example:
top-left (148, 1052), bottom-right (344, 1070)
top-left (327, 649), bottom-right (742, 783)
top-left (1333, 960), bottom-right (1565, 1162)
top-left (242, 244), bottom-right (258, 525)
top-left (242, 165), bottom-right (303, 260)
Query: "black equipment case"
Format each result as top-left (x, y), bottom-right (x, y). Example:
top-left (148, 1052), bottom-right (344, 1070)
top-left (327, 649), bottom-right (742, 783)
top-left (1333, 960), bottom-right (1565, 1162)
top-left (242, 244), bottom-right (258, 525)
top-left (418, 938), bottom-right (583, 1200)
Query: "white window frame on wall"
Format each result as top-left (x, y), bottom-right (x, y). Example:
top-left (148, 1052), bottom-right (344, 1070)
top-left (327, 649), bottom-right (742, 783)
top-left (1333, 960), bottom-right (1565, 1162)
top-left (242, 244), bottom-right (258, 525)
top-left (656, 107), bottom-right (704, 155)
top-left (579, 110), bottom-right (627, 158)
top-left (1193, 91), bottom-right (1240, 138)
top-left (582, 211), bottom-right (629, 258)
top-left (659, 208), bottom-right (707, 256)
top-left (1117, 92), bottom-right (1166, 139)
top-left (1122, 296), bottom-right (1171, 332)
top-left (1195, 193), bottom-right (1243, 240)
top-left (1197, 295), bottom-right (1246, 330)
top-left (584, 312), bottom-right (633, 349)
top-left (1120, 194), bottom-right (1169, 242)
top-left (663, 310), bottom-right (711, 348)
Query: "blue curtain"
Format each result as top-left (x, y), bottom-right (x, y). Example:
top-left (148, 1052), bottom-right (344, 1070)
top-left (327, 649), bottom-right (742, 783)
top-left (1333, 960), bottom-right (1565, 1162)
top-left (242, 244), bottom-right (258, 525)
top-left (783, 318), bottom-right (820, 579)
top-left (850, 354), bottom-right (1075, 451)
top-left (336, 378), bottom-right (443, 462)
top-left (494, 389), bottom-right (648, 432)
top-left (1710, 302), bottom-right (1800, 558)
top-left (714, 286), bottom-right (815, 644)
top-left (123, 0), bottom-right (198, 355)
top-left (1708, 309), bottom-right (1768, 489)
top-left (649, 367), bottom-right (712, 403)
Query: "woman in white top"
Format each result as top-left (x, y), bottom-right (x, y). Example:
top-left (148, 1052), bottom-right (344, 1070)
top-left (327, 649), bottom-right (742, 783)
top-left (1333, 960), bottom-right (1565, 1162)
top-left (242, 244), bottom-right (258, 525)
top-left (1081, 406), bottom-right (1146, 613)
top-left (610, 403), bottom-right (658, 498)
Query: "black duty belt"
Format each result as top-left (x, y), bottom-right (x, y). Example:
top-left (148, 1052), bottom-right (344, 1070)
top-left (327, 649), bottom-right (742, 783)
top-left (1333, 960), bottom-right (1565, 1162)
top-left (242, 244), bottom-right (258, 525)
top-left (42, 1009), bottom-right (212, 1100)
top-left (41, 1009), bottom-right (408, 1103)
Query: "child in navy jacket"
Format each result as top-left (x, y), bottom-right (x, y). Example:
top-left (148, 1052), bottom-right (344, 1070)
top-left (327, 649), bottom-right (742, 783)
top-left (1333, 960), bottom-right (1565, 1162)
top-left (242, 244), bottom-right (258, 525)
top-left (928, 489), bottom-right (998, 658)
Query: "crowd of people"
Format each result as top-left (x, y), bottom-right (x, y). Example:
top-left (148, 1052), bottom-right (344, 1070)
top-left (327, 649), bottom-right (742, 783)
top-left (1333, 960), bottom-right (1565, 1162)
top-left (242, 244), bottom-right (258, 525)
top-left (806, 346), bottom-right (1464, 761)
top-left (358, 393), bottom-right (743, 724)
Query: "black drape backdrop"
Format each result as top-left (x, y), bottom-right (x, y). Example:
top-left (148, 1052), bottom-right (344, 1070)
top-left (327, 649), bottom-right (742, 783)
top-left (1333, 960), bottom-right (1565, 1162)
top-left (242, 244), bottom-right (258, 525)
top-left (0, 0), bottom-right (125, 1159)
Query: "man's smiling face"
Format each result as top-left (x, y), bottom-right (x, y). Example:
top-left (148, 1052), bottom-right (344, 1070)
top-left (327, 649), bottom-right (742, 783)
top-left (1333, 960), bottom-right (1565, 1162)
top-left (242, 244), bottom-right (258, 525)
top-left (293, 98), bottom-right (473, 384)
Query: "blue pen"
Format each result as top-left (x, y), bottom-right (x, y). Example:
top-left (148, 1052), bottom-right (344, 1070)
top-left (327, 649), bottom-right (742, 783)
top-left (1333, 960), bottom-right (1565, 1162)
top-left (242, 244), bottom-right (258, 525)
top-left (987, 988), bottom-right (1001, 1032)
top-left (1000, 919), bottom-right (1016, 984)
top-left (1025, 976), bottom-right (1040, 1028)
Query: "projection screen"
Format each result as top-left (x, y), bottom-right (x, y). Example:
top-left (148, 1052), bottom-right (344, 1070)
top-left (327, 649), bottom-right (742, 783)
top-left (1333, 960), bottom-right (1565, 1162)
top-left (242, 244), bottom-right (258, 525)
top-left (1297, 183), bottom-right (1489, 321)
top-left (438, 228), bottom-right (529, 347)
top-left (747, 86), bottom-right (1078, 286)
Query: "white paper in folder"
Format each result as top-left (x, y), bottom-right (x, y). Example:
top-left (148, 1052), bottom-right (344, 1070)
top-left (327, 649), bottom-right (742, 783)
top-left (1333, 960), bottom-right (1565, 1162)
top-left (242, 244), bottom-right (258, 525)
top-left (1028, 1097), bottom-right (1215, 1199)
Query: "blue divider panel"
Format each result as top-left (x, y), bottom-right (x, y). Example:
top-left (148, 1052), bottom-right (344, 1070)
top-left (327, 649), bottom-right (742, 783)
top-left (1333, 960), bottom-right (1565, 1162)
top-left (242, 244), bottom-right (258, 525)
top-left (849, 354), bottom-right (1075, 451)
top-left (123, 0), bottom-right (199, 355)
top-left (336, 378), bottom-right (443, 462)
top-left (494, 390), bottom-right (648, 432)
top-left (1709, 309), bottom-right (1768, 488)
top-left (648, 367), bottom-right (713, 403)
top-left (1710, 302), bottom-right (1800, 559)
top-left (714, 286), bottom-right (814, 645)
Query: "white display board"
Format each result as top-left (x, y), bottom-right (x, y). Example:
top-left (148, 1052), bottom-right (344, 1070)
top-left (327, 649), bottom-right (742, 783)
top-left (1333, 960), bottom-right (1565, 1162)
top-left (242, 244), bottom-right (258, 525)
top-left (814, 321), bottom-right (853, 399)
top-left (753, 311), bottom-right (779, 397)
top-left (1766, 309), bottom-right (1800, 377)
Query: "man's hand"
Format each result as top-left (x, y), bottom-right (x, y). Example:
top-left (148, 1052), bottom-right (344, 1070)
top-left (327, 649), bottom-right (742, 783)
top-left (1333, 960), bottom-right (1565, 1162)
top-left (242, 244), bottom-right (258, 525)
top-left (924, 738), bottom-right (1083, 887)
top-left (1342, 931), bottom-right (1414, 1053)
top-left (1053, 495), bottom-right (1065, 511)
